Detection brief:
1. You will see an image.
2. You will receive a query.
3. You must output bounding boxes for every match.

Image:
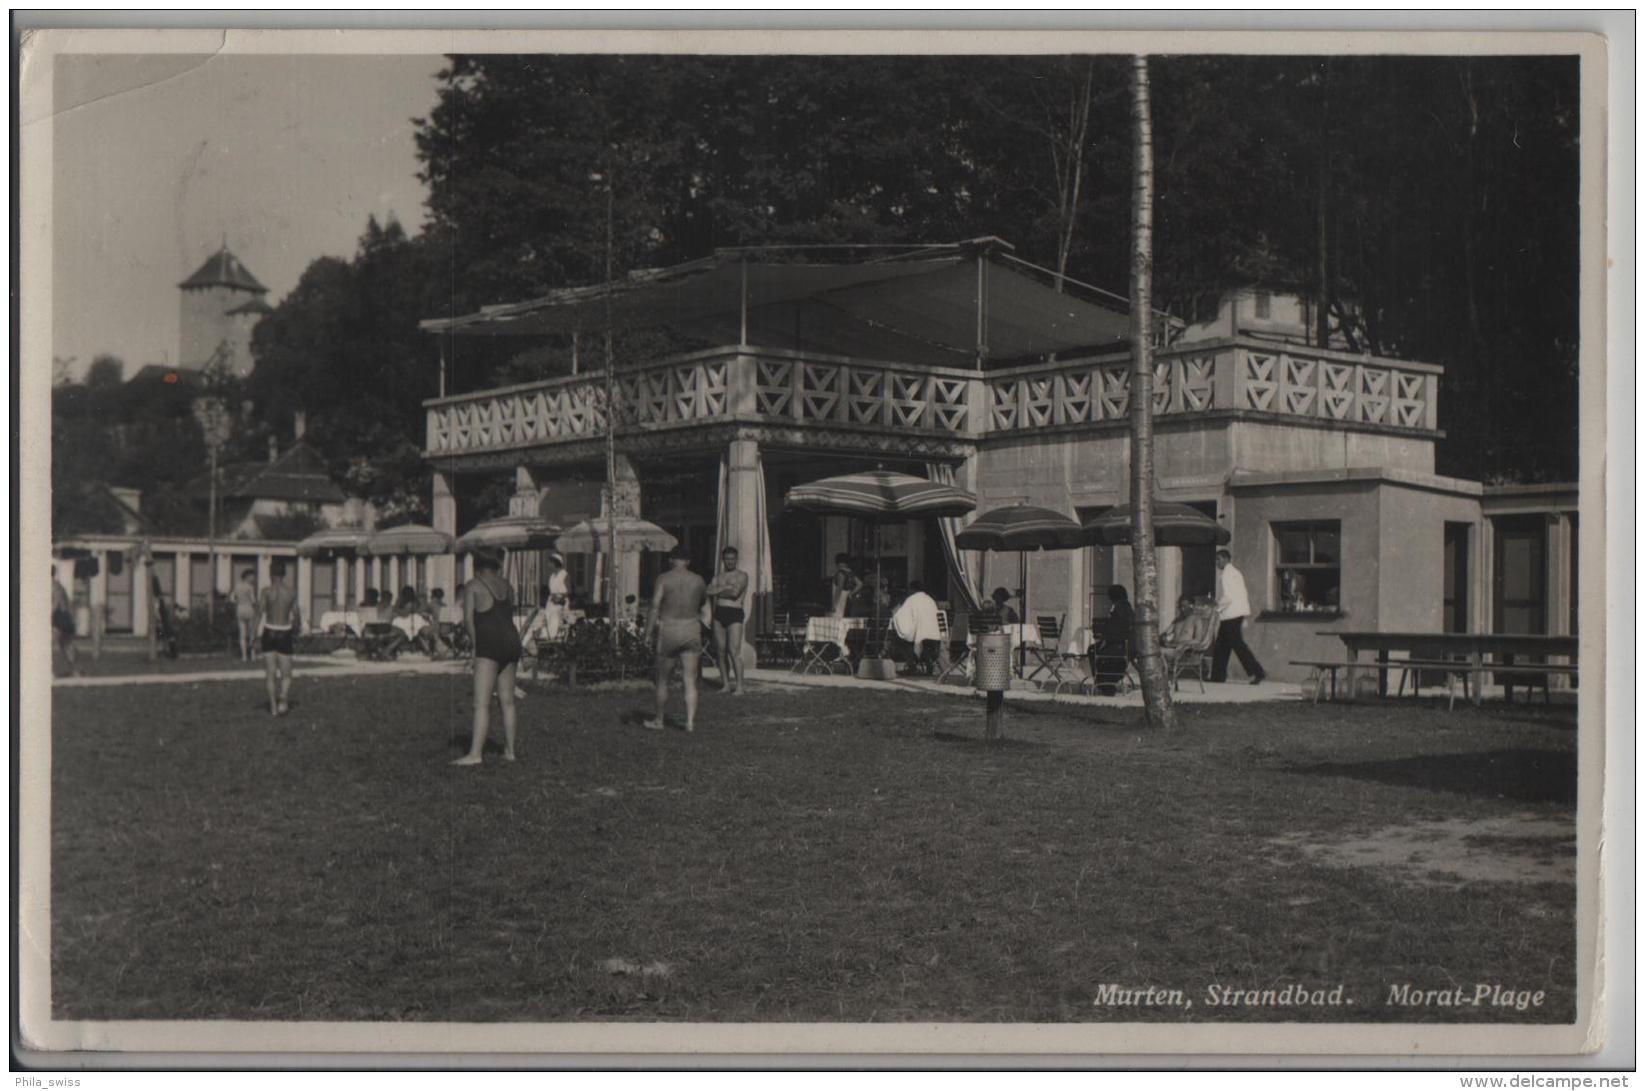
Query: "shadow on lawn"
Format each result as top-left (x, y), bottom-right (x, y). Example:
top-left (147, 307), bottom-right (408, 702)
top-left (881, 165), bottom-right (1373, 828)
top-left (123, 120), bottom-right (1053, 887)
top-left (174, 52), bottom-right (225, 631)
top-left (1282, 747), bottom-right (1576, 804)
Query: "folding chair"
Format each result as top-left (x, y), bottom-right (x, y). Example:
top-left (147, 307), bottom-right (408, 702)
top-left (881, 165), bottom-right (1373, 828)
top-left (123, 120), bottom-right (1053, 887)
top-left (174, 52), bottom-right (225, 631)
top-left (936, 610), bottom-right (976, 684)
top-left (1023, 614), bottom-right (1070, 690)
top-left (793, 615), bottom-right (852, 675)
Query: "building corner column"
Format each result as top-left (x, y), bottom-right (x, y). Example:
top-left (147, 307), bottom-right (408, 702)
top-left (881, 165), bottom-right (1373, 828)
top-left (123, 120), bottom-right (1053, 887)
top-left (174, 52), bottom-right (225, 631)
top-left (432, 468), bottom-right (458, 598)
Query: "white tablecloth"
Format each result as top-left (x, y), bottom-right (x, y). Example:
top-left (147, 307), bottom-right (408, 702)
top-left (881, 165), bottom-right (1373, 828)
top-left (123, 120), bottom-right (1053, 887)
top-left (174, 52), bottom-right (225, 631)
top-left (804, 616), bottom-right (867, 652)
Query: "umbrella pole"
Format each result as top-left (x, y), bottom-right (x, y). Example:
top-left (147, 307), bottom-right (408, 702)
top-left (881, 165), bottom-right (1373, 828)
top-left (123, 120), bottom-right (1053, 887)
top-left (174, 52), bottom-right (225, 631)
top-left (1018, 552), bottom-right (1027, 677)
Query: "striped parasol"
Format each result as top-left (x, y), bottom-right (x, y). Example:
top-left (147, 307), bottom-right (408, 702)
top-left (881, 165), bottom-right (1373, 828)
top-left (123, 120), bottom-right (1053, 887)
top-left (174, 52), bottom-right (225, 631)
top-left (454, 515), bottom-right (561, 554)
top-left (363, 523), bottom-right (455, 556)
top-left (1080, 502), bottom-right (1230, 547)
top-left (956, 504), bottom-right (1084, 677)
top-left (782, 470), bottom-right (977, 520)
top-left (955, 505), bottom-right (1084, 552)
top-left (555, 516), bottom-right (678, 554)
top-left (295, 526), bottom-right (371, 558)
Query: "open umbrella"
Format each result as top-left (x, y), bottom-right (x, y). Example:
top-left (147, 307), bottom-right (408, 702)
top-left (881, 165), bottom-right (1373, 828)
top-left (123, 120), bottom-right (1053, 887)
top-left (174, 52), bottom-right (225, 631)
top-left (555, 516), bottom-right (678, 555)
top-left (455, 517), bottom-right (562, 601)
top-left (297, 526), bottom-right (372, 610)
top-left (363, 523), bottom-right (454, 600)
top-left (295, 526), bottom-right (371, 558)
top-left (364, 524), bottom-right (456, 556)
top-left (784, 470), bottom-right (976, 653)
top-left (956, 504), bottom-right (1085, 677)
top-left (1081, 502), bottom-right (1230, 547)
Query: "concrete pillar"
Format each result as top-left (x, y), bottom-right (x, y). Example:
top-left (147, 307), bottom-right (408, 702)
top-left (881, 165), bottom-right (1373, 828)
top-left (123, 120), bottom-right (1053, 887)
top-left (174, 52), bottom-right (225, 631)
top-left (175, 550), bottom-right (192, 610)
top-left (297, 556), bottom-right (313, 623)
top-left (133, 552), bottom-right (151, 639)
top-left (431, 469), bottom-right (458, 598)
top-left (1547, 513), bottom-right (1572, 638)
top-left (216, 554), bottom-right (233, 598)
top-left (256, 553), bottom-right (272, 591)
top-left (724, 437), bottom-right (765, 647)
top-left (1479, 518), bottom-right (1496, 633)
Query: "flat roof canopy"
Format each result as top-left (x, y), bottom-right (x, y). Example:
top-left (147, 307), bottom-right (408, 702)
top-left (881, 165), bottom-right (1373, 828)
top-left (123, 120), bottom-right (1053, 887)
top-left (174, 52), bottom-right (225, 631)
top-left (420, 243), bottom-right (1134, 367)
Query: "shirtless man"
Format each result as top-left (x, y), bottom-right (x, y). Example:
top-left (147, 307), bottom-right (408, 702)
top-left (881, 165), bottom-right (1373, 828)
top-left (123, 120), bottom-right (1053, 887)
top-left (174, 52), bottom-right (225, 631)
top-left (643, 545), bottom-right (709, 732)
top-left (255, 559), bottom-right (302, 716)
top-left (707, 545), bottom-right (751, 694)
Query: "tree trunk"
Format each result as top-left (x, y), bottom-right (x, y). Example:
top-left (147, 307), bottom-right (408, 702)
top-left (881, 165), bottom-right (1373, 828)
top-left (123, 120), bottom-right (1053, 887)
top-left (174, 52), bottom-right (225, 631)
top-left (1127, 55), bottom-right (1175, 731)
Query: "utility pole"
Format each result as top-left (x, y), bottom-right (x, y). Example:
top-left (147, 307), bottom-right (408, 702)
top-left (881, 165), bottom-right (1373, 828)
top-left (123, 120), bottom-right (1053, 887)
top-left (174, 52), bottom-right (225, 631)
top-left (602, 165), bottom-right (621, 647)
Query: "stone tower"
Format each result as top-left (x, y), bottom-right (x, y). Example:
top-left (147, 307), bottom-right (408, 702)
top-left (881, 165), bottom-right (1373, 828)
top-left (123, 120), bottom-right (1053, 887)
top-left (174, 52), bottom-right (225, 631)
top-left (178, 246), bottom-right (271, 378)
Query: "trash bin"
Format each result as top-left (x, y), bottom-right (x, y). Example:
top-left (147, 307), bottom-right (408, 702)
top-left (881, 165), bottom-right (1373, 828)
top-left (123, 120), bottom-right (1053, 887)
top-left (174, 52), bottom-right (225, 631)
top-left (973, 632), bottom-right (1014, 691)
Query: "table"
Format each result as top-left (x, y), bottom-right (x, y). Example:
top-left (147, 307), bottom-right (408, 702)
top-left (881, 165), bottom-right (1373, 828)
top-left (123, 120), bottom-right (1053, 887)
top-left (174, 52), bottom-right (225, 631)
top-left (795, 616), bottom-right (868, 674)
top-left (1326, 631), bottom-right (1579, 706)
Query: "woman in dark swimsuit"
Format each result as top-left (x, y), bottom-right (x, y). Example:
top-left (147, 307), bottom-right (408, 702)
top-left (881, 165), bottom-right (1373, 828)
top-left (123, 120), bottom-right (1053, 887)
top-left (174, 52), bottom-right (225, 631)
top-left (453, 547), bottom-right (523, 766)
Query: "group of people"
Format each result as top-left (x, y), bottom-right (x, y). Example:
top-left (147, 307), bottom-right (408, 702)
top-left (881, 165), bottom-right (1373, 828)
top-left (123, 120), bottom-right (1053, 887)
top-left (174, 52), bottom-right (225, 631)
top-left (454, 543), bottom-right (752, 763)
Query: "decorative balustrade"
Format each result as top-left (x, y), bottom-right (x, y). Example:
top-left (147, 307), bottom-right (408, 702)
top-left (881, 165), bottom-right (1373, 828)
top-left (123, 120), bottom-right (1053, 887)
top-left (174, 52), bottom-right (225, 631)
top-left (426, 341), bottom-right (1439, 458)
top-left (752, 357), bottom-right (970, 432)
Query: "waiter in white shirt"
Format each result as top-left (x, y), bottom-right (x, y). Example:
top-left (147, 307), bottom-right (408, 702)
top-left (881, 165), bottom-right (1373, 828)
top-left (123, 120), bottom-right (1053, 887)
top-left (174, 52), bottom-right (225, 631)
top-left (544, 553), bottom-right (571, 640)
top-left (888, 580), bottom-right (945, 674)
top-left (1213, 548), bottom-right (1267, 685)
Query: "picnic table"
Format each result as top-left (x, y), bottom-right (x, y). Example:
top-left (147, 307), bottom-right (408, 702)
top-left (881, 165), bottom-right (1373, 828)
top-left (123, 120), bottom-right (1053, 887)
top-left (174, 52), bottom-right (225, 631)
top-left (1320, 631), bottom-right (1579, 706)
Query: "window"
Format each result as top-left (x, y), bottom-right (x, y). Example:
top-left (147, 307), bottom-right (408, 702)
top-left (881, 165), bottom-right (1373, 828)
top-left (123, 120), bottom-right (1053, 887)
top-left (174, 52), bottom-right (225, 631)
top-left (1253, 290), bottom-right (1272, 320)
top-left (1273, 521), bottom-right (1341, 613)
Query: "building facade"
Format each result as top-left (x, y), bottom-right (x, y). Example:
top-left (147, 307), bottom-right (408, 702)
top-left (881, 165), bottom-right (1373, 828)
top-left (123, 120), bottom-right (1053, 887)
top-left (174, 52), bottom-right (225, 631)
top-left (416, 246), bottom-right (1575, 683)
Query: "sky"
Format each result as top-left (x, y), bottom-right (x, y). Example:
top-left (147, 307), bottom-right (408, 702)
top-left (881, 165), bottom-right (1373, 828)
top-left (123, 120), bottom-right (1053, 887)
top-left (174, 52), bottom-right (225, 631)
top-left (51, 52), bottom-right (446, 376)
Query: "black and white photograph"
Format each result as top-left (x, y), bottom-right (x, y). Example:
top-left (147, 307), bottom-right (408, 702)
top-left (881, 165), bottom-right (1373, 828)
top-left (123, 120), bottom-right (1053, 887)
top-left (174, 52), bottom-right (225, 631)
top-left (15, 21), bottom-right (1625, 1066)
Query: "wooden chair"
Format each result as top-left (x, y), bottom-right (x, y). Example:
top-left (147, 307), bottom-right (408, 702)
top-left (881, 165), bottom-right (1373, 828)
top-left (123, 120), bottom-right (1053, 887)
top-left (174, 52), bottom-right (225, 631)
top-left (1162, 604), bottom-right (1219, 693)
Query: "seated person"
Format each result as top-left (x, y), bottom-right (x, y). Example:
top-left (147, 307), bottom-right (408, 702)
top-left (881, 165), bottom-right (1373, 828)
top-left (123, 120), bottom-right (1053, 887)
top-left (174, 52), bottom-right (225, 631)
top-left (1089, 584), bottom-right (1135, 695)
top-left (392, 586), bottom-right (439, 652)
top-left (359, 588), bottom-right (408, 656)
top-left (886, 580), bottom-right (945, 674)
top-left (969, 587), bottom-right (1020, 634)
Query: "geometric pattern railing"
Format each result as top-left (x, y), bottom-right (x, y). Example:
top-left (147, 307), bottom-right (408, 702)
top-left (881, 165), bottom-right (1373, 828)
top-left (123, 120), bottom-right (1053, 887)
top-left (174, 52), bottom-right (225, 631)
top-left (1237, 348), bottom-right (1429, 430)
top-left (988, 354), bottom-right (1219, 429)
top-left (754, 358), bottom-right (968, 431)
top-left (427, 344), bottom-right (1437, 455)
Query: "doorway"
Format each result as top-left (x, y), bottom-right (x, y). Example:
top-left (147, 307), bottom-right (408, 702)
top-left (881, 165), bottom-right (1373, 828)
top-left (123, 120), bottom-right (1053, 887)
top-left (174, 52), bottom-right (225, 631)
top-left (1443, 523), bottom-right (1471, 633)
top-left (1492, 515), bottom-right (1547, 635)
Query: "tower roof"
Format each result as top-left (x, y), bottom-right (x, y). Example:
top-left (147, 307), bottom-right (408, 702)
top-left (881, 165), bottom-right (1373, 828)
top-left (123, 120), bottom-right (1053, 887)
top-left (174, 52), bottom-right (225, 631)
top-left (179, 246), bottom-right (268, 294)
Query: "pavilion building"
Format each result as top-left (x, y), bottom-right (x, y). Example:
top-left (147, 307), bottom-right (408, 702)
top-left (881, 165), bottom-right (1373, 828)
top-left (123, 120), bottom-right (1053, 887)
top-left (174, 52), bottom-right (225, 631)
top-left (416, 238), bottom-right (1575, 683)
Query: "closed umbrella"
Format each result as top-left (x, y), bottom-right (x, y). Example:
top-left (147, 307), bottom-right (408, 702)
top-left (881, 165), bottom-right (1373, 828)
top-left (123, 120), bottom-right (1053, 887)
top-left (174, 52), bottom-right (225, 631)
top-left (1080, 502), bottom-right (1229, 547)
top-left (784, 470), bottom-right (977, 650)
top-left (956, 504), bottom-right (1085, 677)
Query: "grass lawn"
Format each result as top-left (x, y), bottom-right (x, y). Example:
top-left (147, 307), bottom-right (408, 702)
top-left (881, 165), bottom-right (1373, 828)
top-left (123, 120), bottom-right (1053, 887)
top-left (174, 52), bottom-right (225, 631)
top-left (50, 672), bottom-right (1577, 1023)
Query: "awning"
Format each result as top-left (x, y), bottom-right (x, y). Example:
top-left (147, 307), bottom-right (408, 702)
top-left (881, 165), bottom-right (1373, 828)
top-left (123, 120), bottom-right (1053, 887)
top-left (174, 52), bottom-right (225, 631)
top-left (420, 245), bottom-right (1133, 366)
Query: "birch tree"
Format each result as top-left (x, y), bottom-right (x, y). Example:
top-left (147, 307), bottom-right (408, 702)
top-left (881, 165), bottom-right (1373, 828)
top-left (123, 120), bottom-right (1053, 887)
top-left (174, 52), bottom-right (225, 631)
top-left (1127, 55), bottom-right (1175, 731)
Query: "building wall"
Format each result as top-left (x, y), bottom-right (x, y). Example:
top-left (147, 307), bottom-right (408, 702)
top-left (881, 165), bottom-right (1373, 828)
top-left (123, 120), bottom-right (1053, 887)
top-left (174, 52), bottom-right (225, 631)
top-left (1227, 482), bottom-right (1381, 683)
top-left (1230, 420), bottom-right (1434, 476)
top-left (1376, 485), bottom-right (1485, 634)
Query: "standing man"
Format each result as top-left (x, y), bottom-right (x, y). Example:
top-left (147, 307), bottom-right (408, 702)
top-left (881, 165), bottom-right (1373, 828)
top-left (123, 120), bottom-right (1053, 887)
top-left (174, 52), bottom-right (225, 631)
top-left (543, 553), bottom-right (570, 640)
top-left (1212, 548), bottom-right (1266, 685)
top-left (707, 545), bottom-right (751, 694)
top-left (256, 558), bottom-right (303, 715)
top-left (830, 553), bottom-right (863, 618)
top-left (643, 545), bottom-right (709, 732)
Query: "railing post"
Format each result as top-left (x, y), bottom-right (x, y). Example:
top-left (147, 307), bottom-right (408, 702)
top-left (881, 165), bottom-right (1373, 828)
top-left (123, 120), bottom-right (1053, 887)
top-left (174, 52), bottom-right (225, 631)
top-left (728, 352), bottom-right (757, 418)
top-left (967, 374), bottom-right (992, 436)
top-left (1424, 372), bottom-right (1439, 431)
top-left (1213, 347), bottom-right (1240, 410)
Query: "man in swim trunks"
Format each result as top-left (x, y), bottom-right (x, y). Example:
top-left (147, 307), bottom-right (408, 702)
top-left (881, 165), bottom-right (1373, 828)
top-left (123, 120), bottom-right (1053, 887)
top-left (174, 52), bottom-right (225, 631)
top-left (706, 546), bottom-right (751, 694)
top-left (231, 569), bottom-right (258, 660)
top-left (255, 558), bottom-right (302, 716)
top-left (643, 544), bottom-right (709, 732)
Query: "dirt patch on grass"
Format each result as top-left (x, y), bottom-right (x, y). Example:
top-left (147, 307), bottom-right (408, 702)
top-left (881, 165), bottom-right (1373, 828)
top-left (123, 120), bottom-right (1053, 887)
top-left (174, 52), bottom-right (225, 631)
top-left (1270, 813), bottom-right (1575, 888)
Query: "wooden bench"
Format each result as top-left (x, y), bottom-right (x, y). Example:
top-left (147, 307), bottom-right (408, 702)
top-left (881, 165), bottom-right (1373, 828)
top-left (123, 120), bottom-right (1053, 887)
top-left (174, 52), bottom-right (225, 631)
top-left (1293, 658), bottom-right (1578, 709)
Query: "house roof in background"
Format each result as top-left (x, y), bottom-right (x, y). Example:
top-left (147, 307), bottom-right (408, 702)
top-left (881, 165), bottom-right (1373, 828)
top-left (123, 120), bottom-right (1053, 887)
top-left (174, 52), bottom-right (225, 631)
top-left (179, 247), bottom-right (268, 294)
top-left (191, 441), bottom-right (348, 504)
